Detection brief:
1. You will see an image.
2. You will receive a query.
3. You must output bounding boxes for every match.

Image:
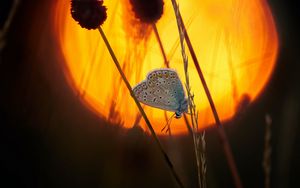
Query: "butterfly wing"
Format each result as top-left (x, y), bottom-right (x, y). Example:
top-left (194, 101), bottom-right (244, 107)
top-left (133, 68), bottom-right (186, 112)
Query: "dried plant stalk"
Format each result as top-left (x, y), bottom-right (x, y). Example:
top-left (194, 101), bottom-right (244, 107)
top-left (171, 2), bottom-right (206, 188)
top-left (263, 114), bottom-right (272, 188)
top-left (152, 23), bottom-right (169, 67)
top-left (97, 26), bottom-right (185, 188)
top-left (152, 23), bottom-right (193, 135)
top-left (0, 0), bottom-right (21, 51)
top-left (170, 1), bottom-right (243, 188)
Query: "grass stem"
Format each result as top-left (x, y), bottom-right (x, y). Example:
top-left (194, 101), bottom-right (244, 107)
top-left (263, 114), bottom-right (272, 188)
top-left (170, 1), bottom-right (242, 188)
top-left (152, 23), bottom-right (169, 67)
top-left (152, 23), bottom-right (193, 135)
top-left (98, 26), bottom-right (185, 188)
top-left (172, 2), bottom-right (206, 187)
top-left (0, 0), bottom-right (20, 51)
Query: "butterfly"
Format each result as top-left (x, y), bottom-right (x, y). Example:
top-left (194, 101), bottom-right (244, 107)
top-left (133, 68), bottom-right (188, 119)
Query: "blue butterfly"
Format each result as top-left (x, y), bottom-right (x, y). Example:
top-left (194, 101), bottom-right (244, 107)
top-left (133, 68), bottom-right (188, 118)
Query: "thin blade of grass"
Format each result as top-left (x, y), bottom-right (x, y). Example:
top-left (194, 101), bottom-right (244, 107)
top-left (170, 1), bottom-right (243, 188)
top-left (171, 2), bottom-right (207, 187)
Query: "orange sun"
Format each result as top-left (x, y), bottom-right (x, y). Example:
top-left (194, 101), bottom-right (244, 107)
top-left (52, 0), bottom-right (278, 135)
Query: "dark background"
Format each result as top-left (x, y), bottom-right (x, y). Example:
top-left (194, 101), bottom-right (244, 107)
top-left (0, 0), bottom-right (299, 187)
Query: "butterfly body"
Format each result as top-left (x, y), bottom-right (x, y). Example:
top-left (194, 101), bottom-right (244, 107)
top-left (133, 68), bottom-right (188, 118)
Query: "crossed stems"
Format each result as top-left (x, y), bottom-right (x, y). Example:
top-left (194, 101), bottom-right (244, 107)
top-left (170, 1), bottom-right (243, 188)
top-left (98, 27), bottom-right (185, 188)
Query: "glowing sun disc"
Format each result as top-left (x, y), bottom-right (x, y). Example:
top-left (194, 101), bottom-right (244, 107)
top-left (52, 0), bottom-right (278, 135)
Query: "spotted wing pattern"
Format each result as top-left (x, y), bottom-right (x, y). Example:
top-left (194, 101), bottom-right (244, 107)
top-left (133, 68), bottom-right (186, 112)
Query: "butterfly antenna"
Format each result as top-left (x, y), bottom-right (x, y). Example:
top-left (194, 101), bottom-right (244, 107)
top-left (161, 113), bottom-right (176, 133)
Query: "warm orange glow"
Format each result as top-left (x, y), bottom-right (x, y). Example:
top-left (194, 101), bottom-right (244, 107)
top-left (52, 0), bottom-right (278, 135)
